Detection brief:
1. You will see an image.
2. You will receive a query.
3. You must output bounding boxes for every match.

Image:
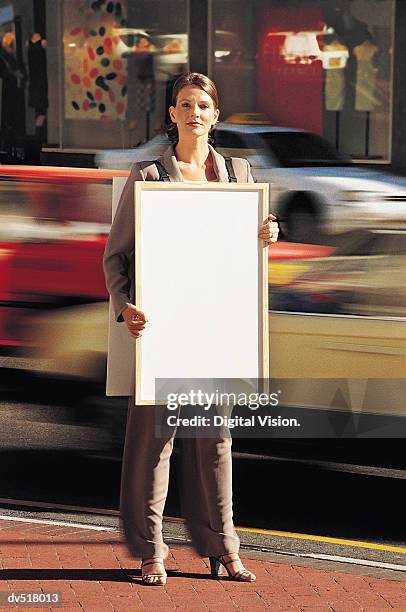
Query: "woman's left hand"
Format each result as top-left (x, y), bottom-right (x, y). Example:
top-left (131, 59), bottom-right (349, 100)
top-left (258, 214), bottom-right (279, 246)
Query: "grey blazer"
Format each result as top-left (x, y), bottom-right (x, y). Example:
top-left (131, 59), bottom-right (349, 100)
top-left (103, 143), bottom-right (254, 322)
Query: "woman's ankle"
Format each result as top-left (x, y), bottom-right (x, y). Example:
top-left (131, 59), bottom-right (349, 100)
top-left (141, 557), bottom-right (165, 565)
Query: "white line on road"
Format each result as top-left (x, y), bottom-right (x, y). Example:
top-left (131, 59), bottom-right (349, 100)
top-left (276, 549), bottom-right (406, 572)
top-left (0, 514), bottom-right (116, 531)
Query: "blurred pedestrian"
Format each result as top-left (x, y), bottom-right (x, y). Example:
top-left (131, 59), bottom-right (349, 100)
top-left (27, 33), bottom-right (48, 143)
top-left (0, 32), bottom-right (26, 159)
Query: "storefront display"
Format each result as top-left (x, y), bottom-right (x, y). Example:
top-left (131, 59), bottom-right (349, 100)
top-left (64, 0), bottom-right (129, 121)
top-left (323, 39), bottom-right (349, 112)
top-left (212, 0), bottom-right (394, 163)
top-left (354, 37), bottom-right (379, 112)
top-left (256, 6), bottom-right (325, 135)
top-left (1, 0), bottom-right (394, 162)
top-left (45, 0), bottom-right (187, 149)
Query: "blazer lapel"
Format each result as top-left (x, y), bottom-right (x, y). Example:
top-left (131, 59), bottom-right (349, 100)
top-left (160, 145), bottom-right (183, 182)
top-left (208, 144), bottom-right (230, 182)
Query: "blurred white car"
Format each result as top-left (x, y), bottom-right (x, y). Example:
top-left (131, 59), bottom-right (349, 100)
top-left (214, 123), bottom-right (406, 241)
top-left (97, 123), bottom-right (406, 242)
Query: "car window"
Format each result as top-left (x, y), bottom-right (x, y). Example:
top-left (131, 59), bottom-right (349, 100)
top-left (214, 130), bottom-right (265, 150)
top-left (260, 132), bottom-right (351, 167)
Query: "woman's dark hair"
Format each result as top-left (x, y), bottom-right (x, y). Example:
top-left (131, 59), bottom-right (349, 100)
top-left (163, 72), bottom-right (219, 145)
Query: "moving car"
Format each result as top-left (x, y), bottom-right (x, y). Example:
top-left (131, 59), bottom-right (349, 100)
top-left (30, 230), bottom-right (406, 420)
top-left (2, 166), bottom-right (403, 429)
top-left (0, 165), bottom-right (127, 358)
top-left (214, 123), bottom-right (406, 242)
top-left (98, 123), bottom-right (406, 244)
top-left (268, 229), bottom-right (406, 420)
top-left (271, 229), bottom-right (406, 317)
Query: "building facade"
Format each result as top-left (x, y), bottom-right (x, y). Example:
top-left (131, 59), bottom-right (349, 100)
top-left (1, 0), bottom-right (406, 172)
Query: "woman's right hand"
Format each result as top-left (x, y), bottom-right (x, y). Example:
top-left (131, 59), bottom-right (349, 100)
top-left (122, 304), bottom-right (148, 339)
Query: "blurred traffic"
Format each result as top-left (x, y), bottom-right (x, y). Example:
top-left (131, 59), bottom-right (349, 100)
top-left (271, 229), bottom-right (406, 318)
top-left (268, 231), bottom-right (406, 417)
top-left (216, 123), bottom-right (406, 242)
top-left (0, 166), bottom-right (126, 371)
top-left (1, 137), bottom-right (406, 432)
top-left (98, 122), bottom-right (406, 243)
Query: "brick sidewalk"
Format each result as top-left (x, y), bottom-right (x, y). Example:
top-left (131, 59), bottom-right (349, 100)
top-left (0, 518), bottom-right (405, 611)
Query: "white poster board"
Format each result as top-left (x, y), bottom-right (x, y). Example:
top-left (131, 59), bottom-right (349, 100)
top-left (106, 176), bottom-right (134, 396)
top-left (134, 182), bottom-right (269, 405)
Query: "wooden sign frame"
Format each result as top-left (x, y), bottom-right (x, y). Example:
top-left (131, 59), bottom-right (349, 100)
top-left (134, 181), bottom-right (269, 406)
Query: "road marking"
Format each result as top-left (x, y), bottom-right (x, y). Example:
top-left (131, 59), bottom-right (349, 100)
top-left (292, 552), bottom-right (406, 572)
top-left (236, 526), bottom-right (406, 555)
top-left (0, 514), bottom-right (116, 531)
top-left (0, 497), bottom-right (119, 516)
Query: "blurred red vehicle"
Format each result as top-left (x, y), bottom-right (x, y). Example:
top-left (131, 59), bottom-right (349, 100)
top-left (0, 166), bottom-right (128, 355)
top-left (0, 164), bottom-right (333, 382)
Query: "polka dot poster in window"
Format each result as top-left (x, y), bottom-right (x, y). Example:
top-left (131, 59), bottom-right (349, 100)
top-left (64, 0), bottom-right (128, 120)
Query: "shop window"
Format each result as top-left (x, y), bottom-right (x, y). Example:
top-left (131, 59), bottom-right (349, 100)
top-left (211, 0), bottom-right (394, 163)
top-left (46, 0), bottom-right (188, 150)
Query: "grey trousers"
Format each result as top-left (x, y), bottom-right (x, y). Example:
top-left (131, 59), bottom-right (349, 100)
top-left (119, 399), bottom-right (240, 560)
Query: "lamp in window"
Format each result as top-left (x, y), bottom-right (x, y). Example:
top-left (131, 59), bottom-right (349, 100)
top-left (281, 32), bottom-right (321, 64)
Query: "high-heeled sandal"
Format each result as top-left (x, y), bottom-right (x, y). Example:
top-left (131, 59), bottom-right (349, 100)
top-left (141, 558), bottom-right (167, 586)
top-left (209, 553), bottom-right (256, 582)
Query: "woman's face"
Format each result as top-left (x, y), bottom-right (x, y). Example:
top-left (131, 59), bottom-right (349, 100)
top-left (169, 86), bottom-right (219, 141)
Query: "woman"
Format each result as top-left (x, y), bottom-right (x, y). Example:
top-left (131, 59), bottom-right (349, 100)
top-left (103, 72), bottom-right (279, 586)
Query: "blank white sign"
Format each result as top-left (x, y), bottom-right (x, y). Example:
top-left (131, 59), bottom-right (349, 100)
top-left (135, 182), bottom-right (269, 405)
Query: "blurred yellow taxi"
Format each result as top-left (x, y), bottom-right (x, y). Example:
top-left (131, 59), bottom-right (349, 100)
top-left (268, 230), bottom-right (406, 418)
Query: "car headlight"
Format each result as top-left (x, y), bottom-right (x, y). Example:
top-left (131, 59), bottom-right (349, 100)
top-left (337, 190), bottom-right (384, 202)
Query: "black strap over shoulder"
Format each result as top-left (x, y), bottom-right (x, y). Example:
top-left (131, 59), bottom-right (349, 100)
top-left (154, 160), bottom-right (170, 181)
top-left (155, 156), bottom-right (237, 182)
top-left (224, 157), bottom-right (237, 182)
